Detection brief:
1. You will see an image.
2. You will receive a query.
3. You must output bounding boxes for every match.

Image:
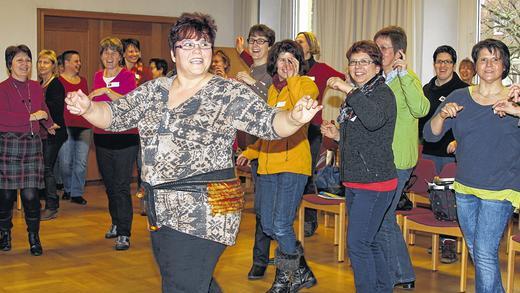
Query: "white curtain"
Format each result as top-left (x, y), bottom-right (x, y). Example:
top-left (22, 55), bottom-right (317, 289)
top-left (234, 0), bottom-right (260, 39)
top-left (313, 0), bottom-right (421, 122)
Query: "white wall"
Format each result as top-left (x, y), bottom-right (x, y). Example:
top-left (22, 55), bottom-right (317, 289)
top-left (420, 0), bottom-right (460, 84)
top-left (0, 0), bottom-right (237, 80)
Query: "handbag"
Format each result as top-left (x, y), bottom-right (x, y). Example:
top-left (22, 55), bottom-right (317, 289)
top-left (395, 175), bottom-right (415, 211)
top-left (428, 180), bottom-right (458, 221)
top-left (314, 150), bottom-right (344, 196)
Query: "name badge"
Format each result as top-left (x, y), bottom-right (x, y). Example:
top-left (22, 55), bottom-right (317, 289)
top-left (107, 81), bottom-right (120, 88)
top-left (276, 101), bottom-right (286, 108)
top-left (439, 96), bottom-right (446, 102)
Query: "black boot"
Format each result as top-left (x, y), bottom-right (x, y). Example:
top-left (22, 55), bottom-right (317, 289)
top-left (28, 232), bottom-right (43, 256)
top-left (267, 247), bottom-right (299, 293)
top-left (291, 242), bottom-right (317, 292)
top-left (0, 230), bottom-right (11, 251)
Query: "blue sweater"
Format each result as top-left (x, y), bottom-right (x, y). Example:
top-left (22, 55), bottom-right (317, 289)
top-left (423, 87), bottom-right (520, 191)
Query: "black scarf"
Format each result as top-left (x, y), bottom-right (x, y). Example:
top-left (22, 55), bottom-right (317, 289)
top-left (337, 73), bottom-right (385, 124)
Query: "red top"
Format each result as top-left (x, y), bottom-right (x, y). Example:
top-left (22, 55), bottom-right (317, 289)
top-left (59, 75), bottom-right (90, 128)
top-left (92, 68), bottom-right (137, 135)
top-left (344, 178), bottom-right (398, 192)
top-left (129, 62), bottom-right (153, 86)
top-left (307, 62), bottom-right (345, 125)
top-left (0, 76), bottom-right (53, 134)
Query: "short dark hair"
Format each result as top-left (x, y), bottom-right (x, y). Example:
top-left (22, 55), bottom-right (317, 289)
top-left (168, 12), bottom-right (217, 53)
top-left (471, 38), bottom-right (510, 79)
top-left (5, 45), bottom-right (32, 73)
top-left (122, 38), bottom-right (141, 52)
top-left (149, 58), bottom-right (168, 75)
top-left (374, 26), bottom-right (407, 54)
top-left (213, 50), bottom-right (231, 73)
top-left (248, 24), bottom-right (276, 47)
top-left (61, 50), bottom-right (80, 63)
top-left (267, 40), bottom-right (308, 77)
top-left (433, 45), bottom-right (457, 63)
top-left (346, 40), bottom-right (383, 67)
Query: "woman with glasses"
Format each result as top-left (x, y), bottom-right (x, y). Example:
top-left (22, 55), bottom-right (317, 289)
top-left (0, 45), bottom-right (54, 256)
top-left (89, 37), bottom-right (138, 251)
top-left (65, 13), bottom-right (321, 292)
top-left (321, 40), bottom-right (397, 292)
top-left (426, 39), bottom-right (520, 292)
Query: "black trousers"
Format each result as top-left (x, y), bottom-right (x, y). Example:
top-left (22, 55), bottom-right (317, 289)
top-left (43, 130), bottom-right (67, 210)
top-left (304, 123), bottom-right (322, 224)
top-left (151, 226), bottom-right (225, 293)
top-left (0, 188), bottom-right (40, 232)
top-left (96, 144), bottom-right (138, 237)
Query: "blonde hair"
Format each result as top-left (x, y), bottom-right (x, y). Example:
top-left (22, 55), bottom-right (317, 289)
top-left (297, 32), bottom-right (321, 58)
top-left (37, 49), bottom-right (59, 77)
top-left (99, 37), bottom-right (124, 67)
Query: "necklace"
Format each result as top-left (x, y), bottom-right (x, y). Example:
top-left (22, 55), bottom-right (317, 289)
top-left (11, 80), bottom-right (34, 136)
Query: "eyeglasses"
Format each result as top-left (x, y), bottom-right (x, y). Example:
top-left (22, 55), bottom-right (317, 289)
top-left (247, 38), bottom-right (268, 45)
top-left (435, 60), bottom-right (454, 65)
top-left (175, 40), bottom-right (213, 50)
top-left (348, 59), bottom-right (375, 66)
top-left (477, 57), bottom-right (502, 65)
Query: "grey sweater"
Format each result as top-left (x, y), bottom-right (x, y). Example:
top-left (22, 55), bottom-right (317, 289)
top-left (339, 83), bottom-right (397, 183)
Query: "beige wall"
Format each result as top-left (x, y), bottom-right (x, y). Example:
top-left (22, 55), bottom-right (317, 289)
top-left (0, 0), bottom-right (237, 80)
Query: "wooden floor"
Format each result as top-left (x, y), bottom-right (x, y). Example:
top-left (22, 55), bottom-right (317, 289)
top-left (1, 183), bottom-right (519, 293)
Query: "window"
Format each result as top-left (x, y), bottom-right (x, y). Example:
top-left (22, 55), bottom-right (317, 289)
top-left (479, 0), bottom-right (520, 84)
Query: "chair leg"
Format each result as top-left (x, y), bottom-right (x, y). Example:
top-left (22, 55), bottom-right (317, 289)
top-left (338, 204), bottom-right (346, 262)
top-left (324, 212), bottom-right (331, 227)
top-left (460, 238), bottom-right (468, 292)
top-left (506, 237), bottom-right (515, 293)
top-left (298, 206), bottom-right (305, 246)
top-left (16, 189), bottom-right (22, 210)
top-left (457, 238), bottom-right (462, 254)
top-left (432, 234), bottom-right (440, 271)
top-left (403, 218), bottom-right (410, 244)
top-left (334, 214), bottom-right (339, 245)
top-left (506, 217), bottom-right (513, 255)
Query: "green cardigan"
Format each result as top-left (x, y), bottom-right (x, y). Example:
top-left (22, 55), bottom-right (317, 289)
top-left (386, 70), bottom-right (430, 170)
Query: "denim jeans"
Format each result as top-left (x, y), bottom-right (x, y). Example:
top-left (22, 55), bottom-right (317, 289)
top-left (250, 159), bottom-right (272, 266)
top-left (422, 154), bottom-right (455, 174)
top-left (42, 130), bottom-right (67, 210)
top-left (456, 193), bottom-right (513, 293)
top-left (346, 187), bottom-right (394, 293)
top-left (378, 168), bottom-right (415, 285)
top-left (256, 172), bottom-right (307, 255)
top-left (96, 144), bottom-right (138, 237)
top-left (151, 226), bottom-right (225, 293)
top-left (58, 127), bottom-right (91, 197)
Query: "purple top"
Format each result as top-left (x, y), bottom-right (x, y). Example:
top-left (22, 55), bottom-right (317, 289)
top-left (0, 76), bottom-right (53, 134)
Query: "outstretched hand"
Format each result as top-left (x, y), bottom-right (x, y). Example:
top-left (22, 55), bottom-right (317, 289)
top-left (65, 89), bottom-right (92, 116)
top-left (289, 96), bottom-right (322, 125)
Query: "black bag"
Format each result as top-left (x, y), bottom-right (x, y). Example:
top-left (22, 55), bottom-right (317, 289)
top-left (428, 182), bottom-right (458, 222)
top-left (314, 150), bottom-right (344, 196)
top-left (395, 175), bottom-right (416, 211)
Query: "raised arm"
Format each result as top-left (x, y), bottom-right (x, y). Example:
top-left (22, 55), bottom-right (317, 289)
top-left (65, 89), bottom-right (112, 129)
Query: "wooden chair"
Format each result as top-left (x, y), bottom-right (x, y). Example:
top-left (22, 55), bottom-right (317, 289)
top-left (403, 211), bottom-right (468, 292)
top-left (298, 194), bottom-right (346, 262)
top-left (235, 165), bottom-right (253, 193)
top-left (395, 207), bottom-right (430, 234)
top-left (408, 158), bottom-right (436, 208)
top-left (506, 233), bottom-right (520, 293)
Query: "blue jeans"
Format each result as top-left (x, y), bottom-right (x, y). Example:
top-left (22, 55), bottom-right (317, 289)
top-left (422, 154), bottom-right (455, 174)
top-left (256, 172), bottom-right (307, 255)
top-left (58, 127), bottom-right (91, 197)
top-left (456, 193), bottom-right (513, 293)
top-left (346, 187), bottom-right (394, 293)
top-left (378, 168), bottom-right (415, 285)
